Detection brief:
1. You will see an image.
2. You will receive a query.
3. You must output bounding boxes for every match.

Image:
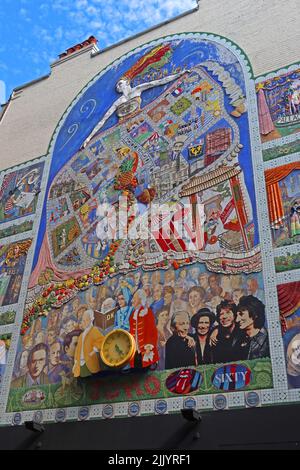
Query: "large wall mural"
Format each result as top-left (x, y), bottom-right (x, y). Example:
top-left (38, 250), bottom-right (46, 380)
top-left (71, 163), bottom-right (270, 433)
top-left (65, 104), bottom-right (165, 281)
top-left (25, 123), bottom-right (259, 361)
top-left (3, 34), bottom-right (300, 424)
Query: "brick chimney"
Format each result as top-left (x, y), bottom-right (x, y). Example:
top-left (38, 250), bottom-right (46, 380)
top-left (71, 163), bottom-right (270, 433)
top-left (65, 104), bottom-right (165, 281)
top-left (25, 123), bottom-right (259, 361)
top-left (58, 36), bottom-right (98, 59)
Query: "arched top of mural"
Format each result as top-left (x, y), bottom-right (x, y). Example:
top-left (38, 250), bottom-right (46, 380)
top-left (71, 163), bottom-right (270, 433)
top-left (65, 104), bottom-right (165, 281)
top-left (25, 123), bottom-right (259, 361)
top-left (48, 33), bottom-right (254, 160)
top-left (30, 31), bottom-right (260, 278)
top-left (31, 31), bottom-right (260, 281)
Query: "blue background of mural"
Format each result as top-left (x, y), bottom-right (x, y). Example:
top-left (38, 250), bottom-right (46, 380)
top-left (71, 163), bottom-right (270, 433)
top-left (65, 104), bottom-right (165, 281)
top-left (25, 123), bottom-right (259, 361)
top-left (33, 36), bottom-right (257, 269)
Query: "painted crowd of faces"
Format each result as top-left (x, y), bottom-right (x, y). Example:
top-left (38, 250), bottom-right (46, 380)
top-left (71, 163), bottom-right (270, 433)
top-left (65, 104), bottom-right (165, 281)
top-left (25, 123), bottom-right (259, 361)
top-left (11, 263), bottom-right (269, 387)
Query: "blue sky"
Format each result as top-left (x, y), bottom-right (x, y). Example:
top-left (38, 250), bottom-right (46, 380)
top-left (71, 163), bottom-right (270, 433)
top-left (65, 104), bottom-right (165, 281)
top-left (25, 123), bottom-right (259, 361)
top-left (0, 0), bottom-right (197, 103)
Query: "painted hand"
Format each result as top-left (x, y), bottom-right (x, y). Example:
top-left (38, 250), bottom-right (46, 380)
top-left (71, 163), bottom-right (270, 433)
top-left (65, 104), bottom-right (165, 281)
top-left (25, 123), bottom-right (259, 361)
top-left (144, 344), bottom-right (153, 354)
top-left (209, 328), bottom-right (218, 347)
top-left (186, 335), bottom-right (196, 348)
top-left (143, 345), bottom-right (154, 363)
top-left (81, 135), bottom-right (91, 149)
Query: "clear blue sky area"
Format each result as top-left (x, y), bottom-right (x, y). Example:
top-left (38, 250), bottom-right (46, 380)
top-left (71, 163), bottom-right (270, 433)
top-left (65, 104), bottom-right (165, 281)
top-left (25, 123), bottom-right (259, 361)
top-left (0, 0), bottom-right (197, 103)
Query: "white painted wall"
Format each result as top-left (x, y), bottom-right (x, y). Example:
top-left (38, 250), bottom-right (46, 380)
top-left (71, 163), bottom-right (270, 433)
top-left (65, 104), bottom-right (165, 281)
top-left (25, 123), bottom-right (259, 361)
top-left (0, 0), bottom-right (299, 170)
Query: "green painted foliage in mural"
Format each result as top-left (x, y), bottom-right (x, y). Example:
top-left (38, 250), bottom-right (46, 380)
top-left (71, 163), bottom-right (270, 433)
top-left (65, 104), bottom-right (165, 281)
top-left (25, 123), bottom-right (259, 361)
top-left (6, 359), bottom-right (272, 412)
top-left (262, 139), bottom-right (300, 162)
top-left (0, 310), bottom-right (16, 326)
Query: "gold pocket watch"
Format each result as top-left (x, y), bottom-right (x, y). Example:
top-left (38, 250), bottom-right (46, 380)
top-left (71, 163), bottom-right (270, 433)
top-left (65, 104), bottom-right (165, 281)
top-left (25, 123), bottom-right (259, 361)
top-left (100, 329), bottom-right (136, 368)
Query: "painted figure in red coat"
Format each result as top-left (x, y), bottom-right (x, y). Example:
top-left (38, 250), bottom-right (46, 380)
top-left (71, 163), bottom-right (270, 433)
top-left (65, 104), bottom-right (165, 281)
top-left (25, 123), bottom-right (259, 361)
top-left (129, 289), bottom-right (159, 368)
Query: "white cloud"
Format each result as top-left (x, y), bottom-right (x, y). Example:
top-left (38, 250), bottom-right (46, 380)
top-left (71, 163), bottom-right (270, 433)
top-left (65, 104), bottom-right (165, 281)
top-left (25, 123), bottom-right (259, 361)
top-left (76, 0), bottom-right (88, 8)
top-left (33, 26), bottom-right (54, 44)
top-left (19, 7), bottom-right (32, 22)
top-left (0, 62), bottom-right (8, 71)
top-left (89, 21), bottom-right (103, 30)
top-left (52, 0), bottom-right (71, 12)
top-left (48, 0), bottom-right (198, 49)
top-left (0, 80), bottom-right (6, 104)
top-left (86, 6), bottom-right (98, 16)
top-left (55, 27), bottom-right (64, 41)
top-left (39, 3), bottom-right (50, 19)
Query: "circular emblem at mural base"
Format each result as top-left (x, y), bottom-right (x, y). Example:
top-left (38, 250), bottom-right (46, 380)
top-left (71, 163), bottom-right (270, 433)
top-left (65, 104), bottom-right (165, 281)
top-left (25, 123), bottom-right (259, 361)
top-left (55, 408), bottom-right (66, 423)
top-left (78, 407), bottom-right (89, 421)
top-left (155, 400), bottom-right (168, 415)
top-left (33, 410), bottom-right (43, 423)
top-left (22, 389), bottom-right (46, 406)
top-left (12, 413), bottom-right (22, 425)
top-left (128, 402), bottom-right (140, 417)
top-left (183, 397), bottom-right (197, 409)
top-left (102, 404), bottom-right (114, 419)
top-left (212, 364), bottom-right (252, 391)
top-left (213, 394), bottom-right (227, 410)
top-left (245, 391), bottom-right (260, 408)
top-left (166, 368), bottom-right (202, 395)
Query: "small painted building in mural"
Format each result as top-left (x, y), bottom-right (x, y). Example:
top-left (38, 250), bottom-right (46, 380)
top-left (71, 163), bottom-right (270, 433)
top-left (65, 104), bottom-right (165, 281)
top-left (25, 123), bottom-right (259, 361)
top-left (0, 0), bottom-right (299, 429)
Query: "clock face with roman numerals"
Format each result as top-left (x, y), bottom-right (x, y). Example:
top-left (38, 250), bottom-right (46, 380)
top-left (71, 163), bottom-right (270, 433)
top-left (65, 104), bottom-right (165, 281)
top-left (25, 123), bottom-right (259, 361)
top-left (100, 329), bottom-right (136, 368)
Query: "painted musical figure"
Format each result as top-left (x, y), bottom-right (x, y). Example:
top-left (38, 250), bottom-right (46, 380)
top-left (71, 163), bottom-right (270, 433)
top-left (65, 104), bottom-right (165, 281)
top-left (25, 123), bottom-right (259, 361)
top-left (129, 289), bottom-right (159, 368)
top-left (73, 309), bottom-right (104, 377)
top-left (290, 199), bottom-right (300, 237)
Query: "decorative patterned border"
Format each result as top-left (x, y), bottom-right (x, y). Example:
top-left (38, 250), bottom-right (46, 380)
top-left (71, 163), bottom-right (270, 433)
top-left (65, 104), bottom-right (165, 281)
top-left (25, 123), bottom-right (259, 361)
top-left (263, 151), bottom-right (300, 170)
top-left (277, 268), bottom-right (300, 286)
top-left (1, 35), bottom-right (300, 426)
top-left (262, 143), bottom-right (300, 163)
top-left (274, 242), bottom-right (300, 260)
top-left (0, 154), bottom-right (52, 420)
top-left (255, 62), bottom-right (300, 83)
top-left (262, 133), bottom-right (300, 152)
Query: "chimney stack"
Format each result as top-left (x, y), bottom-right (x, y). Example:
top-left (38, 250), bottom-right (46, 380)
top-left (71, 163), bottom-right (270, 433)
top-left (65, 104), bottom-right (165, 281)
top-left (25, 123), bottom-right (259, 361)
top-left (58, 36), bottom-right (98, 59)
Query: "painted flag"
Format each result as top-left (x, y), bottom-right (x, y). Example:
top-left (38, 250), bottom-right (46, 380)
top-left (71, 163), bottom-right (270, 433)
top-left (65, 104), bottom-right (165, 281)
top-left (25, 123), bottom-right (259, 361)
top-left (172, 86), bottom-right (184, 97)
top-left (220, 198), bottom-right (235, 225)
top-left (124, 44), bottom-right (172, 80)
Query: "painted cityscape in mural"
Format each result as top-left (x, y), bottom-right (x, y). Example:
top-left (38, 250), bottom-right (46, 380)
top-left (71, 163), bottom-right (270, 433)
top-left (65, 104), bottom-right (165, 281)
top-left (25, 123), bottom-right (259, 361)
top-left (1, 35), bottom-right (300, 421)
